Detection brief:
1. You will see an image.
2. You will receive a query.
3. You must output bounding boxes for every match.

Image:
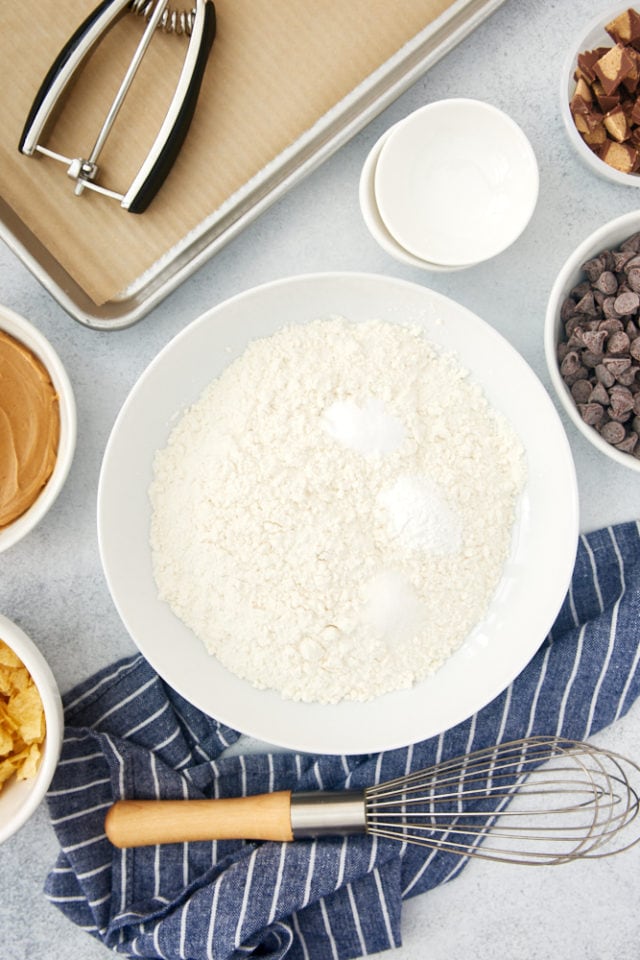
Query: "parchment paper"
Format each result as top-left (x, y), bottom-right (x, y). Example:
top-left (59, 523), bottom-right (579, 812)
top-left (0, 1), bottom-right (454, 305)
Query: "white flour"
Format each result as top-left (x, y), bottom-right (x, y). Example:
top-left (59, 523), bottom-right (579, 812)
top-left (149, 318), bottom-right (525, 704)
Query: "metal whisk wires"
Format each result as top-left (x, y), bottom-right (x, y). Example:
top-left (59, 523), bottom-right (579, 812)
top-left (364, 737), bottom-right (640, 865)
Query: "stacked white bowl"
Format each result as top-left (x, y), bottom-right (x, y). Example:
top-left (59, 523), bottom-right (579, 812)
top-left (360, 99), bottom-right (539, 271)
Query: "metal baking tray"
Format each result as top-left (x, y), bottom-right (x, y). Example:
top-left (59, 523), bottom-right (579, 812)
top-left (0, 0), bottom-right (505, 330)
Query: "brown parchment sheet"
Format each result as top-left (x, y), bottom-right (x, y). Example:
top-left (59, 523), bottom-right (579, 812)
top-left (1, 0), bottom-right (456, 306)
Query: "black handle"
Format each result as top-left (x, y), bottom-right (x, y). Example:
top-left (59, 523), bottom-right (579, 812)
top-left (19, 0), bottom-right (126, 154)
top-left (127, 0), bottom-right (217, 213)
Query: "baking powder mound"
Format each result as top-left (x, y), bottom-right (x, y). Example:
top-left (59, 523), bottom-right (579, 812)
top-left (149, 317), bottom-right (525, 704)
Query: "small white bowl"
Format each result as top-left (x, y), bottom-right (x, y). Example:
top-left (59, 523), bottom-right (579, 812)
top-left (359, 123), bottom-right (469, 272)
top-left (373, 99), bottom-right (539, 267)
top-left (545, 210), bottom-right (640, 473)
top-left (0, 305), bottom-right (76, 552)
top-left (560, 6), bottom-right (640, 187)
top-left (0, 613), bottom-right (64, 844)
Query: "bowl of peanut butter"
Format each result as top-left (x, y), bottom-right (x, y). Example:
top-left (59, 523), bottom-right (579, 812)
top-left (0, 305), bottom-right (76, 552)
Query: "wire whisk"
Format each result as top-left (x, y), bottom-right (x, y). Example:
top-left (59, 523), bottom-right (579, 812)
top-left (104, 736), bottom-right (640, 866)
top-left (364, 737), bottom-right (640, 864)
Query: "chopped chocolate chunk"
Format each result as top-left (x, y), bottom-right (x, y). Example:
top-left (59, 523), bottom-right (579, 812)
top-left (577, 48), bottom-right (610, 83)
top-left (593, 79), bottom-right (621, 113)
top-left (604, 103), bottom-right (631, 140)
top-left (599, 138), bottom-right (639, 172)
top-left (605, 9), bottom-right (640, 47)
top-left (595, 43), bottom-right (636, 95)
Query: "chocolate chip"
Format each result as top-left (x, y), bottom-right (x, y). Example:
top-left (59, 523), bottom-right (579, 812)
top-left (582, 257), bottom-right (605, 282)
top-left (599, 317), bottom-right (624, 334)
top-left (607, 330), bottom-right (631, 355)
top-left (614, 291), bottom-right (640, 315)
top-left (579, 402), bottom-right (605, 426)
top-left (590, 381), bottom-right (610, 405)
top-left (617, 364), bottom-right (640, 386)
top-left (601, 421), bottom-right (627, 444)
top-left (594, 270), bottom-right (618, 294)
top-left (565, 316), bottom-right (584, 337)
top-left (609, 385), bottom-right (635, 418)
top-left (614, 249), bottom-right (635, 271)
top-left (595, 362), bottom-right (616, 387)
top-left (582, 329), bottom-right (608, 353)
top-left (571, 379), bottom-right (593, 403)
top-left (560, 351), bottom-right (582, 377)
top-left (615, 432), bottom-right (638, 453)
top-left (602, 356), bottom-right (632, 378)
top-left (626, 267), bottom-right (640, 292)
top-left (576, 290), bottom-right (599, 316)
top-left (582, 349), bottom-right (604, 368)
top-left (602, 297), bottom-right (621, 319)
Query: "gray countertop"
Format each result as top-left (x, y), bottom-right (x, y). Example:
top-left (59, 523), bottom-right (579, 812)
top-left (2, 0), bottom-right (640, 957)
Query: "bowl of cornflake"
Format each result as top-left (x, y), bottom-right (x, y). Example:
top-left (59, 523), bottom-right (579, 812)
top-left (98, 272), bottom-right (579, 755)
top-left (562, 6), bottom-right (640, 185)
top-left (0, 613), bottom-right (63, 843)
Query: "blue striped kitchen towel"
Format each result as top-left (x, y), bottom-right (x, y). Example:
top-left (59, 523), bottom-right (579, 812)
top-left (45, 521), bottom-right (640, 960)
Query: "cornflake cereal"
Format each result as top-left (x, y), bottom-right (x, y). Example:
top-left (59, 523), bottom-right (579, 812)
top-left (0, 639), bottom-right (45, 791)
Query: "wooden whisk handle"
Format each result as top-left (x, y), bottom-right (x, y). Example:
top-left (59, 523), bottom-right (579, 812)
top-left (104, 791), bottom-right (294, 848)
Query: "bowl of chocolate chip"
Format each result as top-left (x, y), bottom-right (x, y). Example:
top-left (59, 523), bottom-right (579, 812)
top-left (0, 305), bottom-right (76, 551)
top-left (562, 7), bottom-right (640, 185)
top-left (545, 210), bottom-right (640, 471)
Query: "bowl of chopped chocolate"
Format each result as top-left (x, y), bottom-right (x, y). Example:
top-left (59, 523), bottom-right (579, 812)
top-left (562, 7), bottom-right (640, 185)
top-left (545, 210), bottom-right (640, 471)
top-left (0, 304), bottom-right (77, 551)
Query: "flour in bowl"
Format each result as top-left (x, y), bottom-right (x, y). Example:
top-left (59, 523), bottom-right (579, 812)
top-left (149, 318), bottom-right (525, 704)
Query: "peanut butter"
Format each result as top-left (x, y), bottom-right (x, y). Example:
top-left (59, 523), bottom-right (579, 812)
top-left (0, 330), bottom-right (60, 527)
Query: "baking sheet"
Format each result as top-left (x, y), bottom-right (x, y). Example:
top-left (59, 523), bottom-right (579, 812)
top-left (0, 0), bottom-right (506, 328)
